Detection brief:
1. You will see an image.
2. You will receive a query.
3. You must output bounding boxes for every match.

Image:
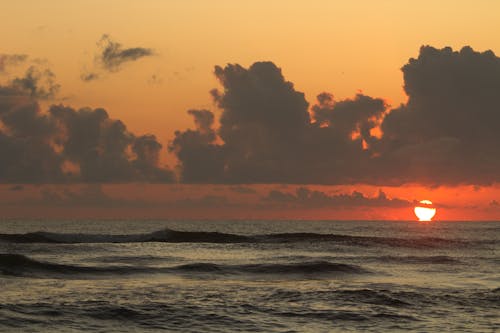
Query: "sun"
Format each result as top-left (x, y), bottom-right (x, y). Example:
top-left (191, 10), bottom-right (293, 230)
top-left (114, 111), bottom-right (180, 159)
top-left (414, 200), bottom-right (437, 221)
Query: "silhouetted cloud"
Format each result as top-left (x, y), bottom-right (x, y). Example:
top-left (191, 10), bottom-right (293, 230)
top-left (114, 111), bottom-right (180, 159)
top-left (174, 194), bottom-right (230, 207)
top-left (0, 69), bottom-right (63, 182)
top-left (172, 46), bottom-right (500, 186)
top-left (39, 185), bottom-right (120, 206)
top-left (230, 185), bottom-right (257, 194)
top-left (98, 34), bottom-right (154, 71)
top-left (0, 69), bottom-right (174, 183)
top-left (49, 105), bottom-right (174, 183)
top-left (10, 66), bottom-right (60, 99)
top-left (172, 61), bottom-right (388, 184)
top-left (8, 185), bottom-right (24, 191)
top-left (0, 54), bottom-right (28, 73)
top-left (80, 72), bottom-right (100, 82)
top-left (81, 35), bottom-right (155, 81)
top-left (2, 45), bottom-right (499, 186)
top-left (169, 109), bottom-right (224, 183)
top-left (375, 46), bottom-right (500, 185)
top-left (264, 187), bottom-right (412, 208)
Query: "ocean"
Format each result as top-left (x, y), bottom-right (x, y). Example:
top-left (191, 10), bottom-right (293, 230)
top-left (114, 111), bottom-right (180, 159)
top-left (0, 220), bottom-right (498, 332)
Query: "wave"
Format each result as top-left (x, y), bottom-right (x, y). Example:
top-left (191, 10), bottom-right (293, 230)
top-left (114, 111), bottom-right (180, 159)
top-left (0, 229), bottom-right (251, 244)
top-left (175, 261), bottom-right (367, 275)
top-left (0, 254), bottom-right (367, 278)
top-left (0, 228), bottom-right (470, 248)
top-left (0, 253), bottom-right (137, 277)
top-left (378, 255), bottom-right (461, 264)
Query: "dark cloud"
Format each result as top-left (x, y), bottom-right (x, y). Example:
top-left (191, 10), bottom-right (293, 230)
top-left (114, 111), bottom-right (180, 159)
top-left (174, 194), bottom-right (230, 208)
top-left (80, 72), bottom-right (100, 82)
top-left (39, 185), bottom-right (121, 206)
top-left (230, 185), bottom-right (257, 194)
top-left (10, 66), bottom-right (60, 99)
top-left (312, 92), bottom-right (386, 147)
top-left (0, 69), bottom-right (174, 183)
top-left (0, 54), bottom-right (28, 73)
top-left (173, 62), bottom-right (314, 183)
top-left (0, 74), bottom-right (64, 182)
top-left (264, 187), bottom-right (412, 208)
top-left (375, 46), bottom-right (500, 185)
top-left (80, 34), bottom-right (158, 83)
top-left (169, 109), bottom-right (224, 183)
top-left (49, 105), bottom-right (174, 183)
top-left (8, 185), bottom-right (24, 191)
top-left (172, 46), bottom-right (500, 186)
top-left (81, 35), bottom-right (155, 81)
top-left (172, 62), bottom-right (386, 184)
top-left (98, 34), bottom-right (154, 71)
top-left (2, 45), bottom-right (499, 186)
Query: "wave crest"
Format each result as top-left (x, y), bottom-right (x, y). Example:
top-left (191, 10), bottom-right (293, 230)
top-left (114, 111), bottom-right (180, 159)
top-left (0, 228), bottom-right (468, 248)
top-left (0, 254), bottom-right (367, 278)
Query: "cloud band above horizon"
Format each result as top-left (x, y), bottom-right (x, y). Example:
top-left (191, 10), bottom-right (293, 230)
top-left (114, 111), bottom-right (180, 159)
top-left (0, 45), bottom-right (499, 186)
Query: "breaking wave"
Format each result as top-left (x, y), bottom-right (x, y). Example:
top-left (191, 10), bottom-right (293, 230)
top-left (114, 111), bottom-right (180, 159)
top-left (0, 254), bottom-right (367, 278)
top-left (0, 228), bottom-right (470, 248)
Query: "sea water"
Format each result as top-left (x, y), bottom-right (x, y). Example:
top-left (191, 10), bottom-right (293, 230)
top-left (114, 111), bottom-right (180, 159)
top-left (0, 220), bottom-right (498, 332)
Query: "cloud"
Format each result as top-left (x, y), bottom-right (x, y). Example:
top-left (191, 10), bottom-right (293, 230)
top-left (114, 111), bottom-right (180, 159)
top-left (172, 61), bottom-right (387, 184)
top-left (8, 185), bottom-right (24, 191)
top-left (174, 194), bottom-right (230, 208)
top-left (14, 66), bottom-right (60, 99)
top-left (4, 185), bottom-right (232, 209)
top-left (80, 72), bottom-right (100, 82)
top-left (264, 187), bottom-right (412, 208)
top-left (30, 185), bottom-right (165, 208)
top-left (49, 105), bottom-right (174, 183)
top-left (169, 109), bottom-right (224, 183)
top-left (0, 72), bottom-right (63, 182)
top-left (39, 185), bottom-right (121, 206)
top-left (98, 34), bottom-right (154, 71)
top-left (230, 185), bottom-right (257, 194)
top-left (172, 46), bottom-right (500, 186)
top-left (2, 45), bottom-right (499, 187)
top-left (81, 35), bottom-right (155, 81)
top-left (0, 69), bottom-right (174, 183)
top-left (0, 54), bottom-right (28, 73)
top-left (375, 46), bottom-right (500, 185)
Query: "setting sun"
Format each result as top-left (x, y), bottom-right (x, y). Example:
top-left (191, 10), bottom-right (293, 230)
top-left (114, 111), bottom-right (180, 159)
top-left (414, 200), bottom-right (437, 221)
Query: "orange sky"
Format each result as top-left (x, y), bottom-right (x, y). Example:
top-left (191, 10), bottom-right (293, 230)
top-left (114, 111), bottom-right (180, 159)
top-left (1, 184), bottom-right (498, 221)
top-left (1, 1), bottom-right (499, 220)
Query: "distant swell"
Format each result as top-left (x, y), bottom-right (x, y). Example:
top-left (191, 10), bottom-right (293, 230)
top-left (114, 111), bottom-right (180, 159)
top-left (0, 254), bottom-right (138, 277)
top-left (175, 261), bottom-right (367, 275)
top-left (0, 229), bottom-right (250, 244)
top-left (0, 254), bottom-right (367, 278)
top-left (378, 255), bottom-right (461, 264)
top-left (0, 228), bottom-right (468, 248)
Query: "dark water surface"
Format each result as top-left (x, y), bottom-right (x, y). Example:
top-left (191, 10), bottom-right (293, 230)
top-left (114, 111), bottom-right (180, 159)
top-left (0, 220), bottom-right (498, 332)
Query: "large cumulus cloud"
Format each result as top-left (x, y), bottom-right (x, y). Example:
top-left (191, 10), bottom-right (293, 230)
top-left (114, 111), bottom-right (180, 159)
top-left (172, 61), bottom-right (388, 184)
top-left (0, 67), bottom-right (174, 183)
top-left (376, 46), bottom-right (500, 185)
top-left (2, 45), bottom-right (499, 186)
top-left (172, 46), bottom-right (500, 185)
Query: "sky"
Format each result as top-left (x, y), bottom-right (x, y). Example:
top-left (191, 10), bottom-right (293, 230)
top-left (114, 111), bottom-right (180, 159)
top-left (0, 1), bottom-right (499, 220)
